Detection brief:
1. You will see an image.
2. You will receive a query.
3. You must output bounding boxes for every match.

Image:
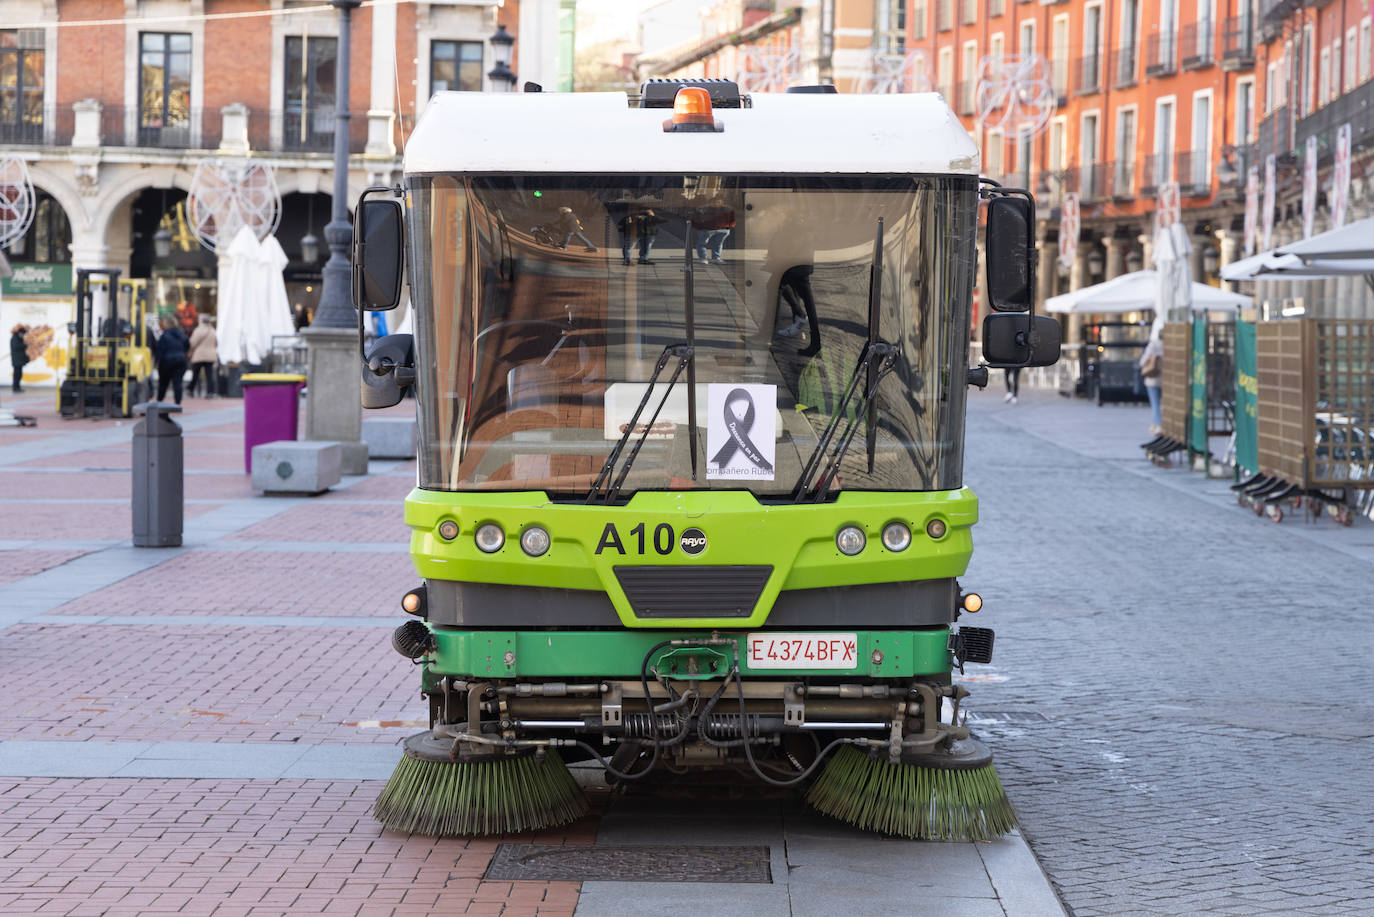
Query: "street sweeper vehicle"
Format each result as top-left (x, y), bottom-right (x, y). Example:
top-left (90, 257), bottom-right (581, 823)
top-left (353, 79), bottom-right (1060, 841)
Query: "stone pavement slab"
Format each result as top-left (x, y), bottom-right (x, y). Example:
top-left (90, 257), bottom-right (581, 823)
top-left (1, 394), bottom-right (1068, 916)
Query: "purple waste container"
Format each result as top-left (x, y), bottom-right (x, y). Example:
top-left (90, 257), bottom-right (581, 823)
top-left (240, 373), bottom-right (306, 472)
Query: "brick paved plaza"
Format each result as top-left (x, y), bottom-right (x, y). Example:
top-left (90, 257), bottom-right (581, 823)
top-left (3, 382), bottom-right (1371, 916)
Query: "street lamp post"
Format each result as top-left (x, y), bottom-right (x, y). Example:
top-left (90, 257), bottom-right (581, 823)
top-left (301, 0), bottom-right (369, 475)
top-left (311, 0), bottom-right (362, 329)
top-left (488, 24), bottom-right (517, 92)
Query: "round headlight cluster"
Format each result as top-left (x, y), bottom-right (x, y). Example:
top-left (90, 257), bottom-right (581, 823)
top-left (835, 525), bottom-right (866, 556)
top-left (881, 521), bottom-right (911, 552)
top-left (926, 518), bottom-right (947, 540)
top-left (437, 519), bottom-right (459, 541)
top-left (520, 526), bottom-right (551, 557)
top-left (474, 523), bottom-right (505, 553)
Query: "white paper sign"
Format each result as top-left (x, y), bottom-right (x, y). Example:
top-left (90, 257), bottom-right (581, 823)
top-left (707, 383), bottom-right (776, 481)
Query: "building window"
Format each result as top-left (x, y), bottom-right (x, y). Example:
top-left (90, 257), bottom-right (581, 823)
top-left (877, 0), bottom-right (906, 54)
top-left (913, 0), bottom-right (928, 41)
top-left (1114, 106), bottom-right (1136, 195)
top-left (1362, 21), bottom-right (1371, 84)
top-left (5, 189), bottom-right (71, 264)
top-left (1235, 78), bottom-right (1254, 145)
top-left (1318, 46), bottom-right (1330, 107)
top-left (431, 40), bottom-right (484, 94)
top-left (284, 36), bottom-right (337, 151)
top-left (0, 29), bottom-right (44, 144)
top-left (1347, 28), bottom-right (1358, 93)
top-left (138, 33), bottom-right (191, 145)
top-left (986, 129), bottom-right (1004, 178)
top-left (988, 0), bottom-right (1005, 17)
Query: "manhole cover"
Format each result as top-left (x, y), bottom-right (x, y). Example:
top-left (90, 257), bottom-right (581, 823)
top-left (484, 844), bottom-right (772, 883)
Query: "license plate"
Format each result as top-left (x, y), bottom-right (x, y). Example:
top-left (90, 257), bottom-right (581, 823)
top-left (746, 633), bottom-right (859, 670)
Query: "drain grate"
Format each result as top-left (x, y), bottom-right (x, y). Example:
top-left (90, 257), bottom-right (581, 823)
top-left (484, 844), bottom-right (772, 884)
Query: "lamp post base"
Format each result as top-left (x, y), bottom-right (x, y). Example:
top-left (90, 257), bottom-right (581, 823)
top-left (301, 326), bottom-right (370, 475)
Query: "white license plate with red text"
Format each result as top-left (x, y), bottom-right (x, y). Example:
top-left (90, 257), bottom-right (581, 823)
top-left (746, 633), bottom-right (859, 669)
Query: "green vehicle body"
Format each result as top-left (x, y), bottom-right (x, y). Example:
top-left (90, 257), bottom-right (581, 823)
top-left (407, 488), bottom-right (977, 678)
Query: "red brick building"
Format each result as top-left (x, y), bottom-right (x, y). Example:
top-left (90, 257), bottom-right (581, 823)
top-left (911, 0), bottom-right (1262, 318)
top-left (1252, 0), bottom-right (1373, 318)
top-left (0, 0), bottom-right (524, 325)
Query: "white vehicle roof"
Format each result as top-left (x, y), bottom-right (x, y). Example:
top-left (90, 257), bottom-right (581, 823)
top-left (404, 91), bottom-right (979, 176)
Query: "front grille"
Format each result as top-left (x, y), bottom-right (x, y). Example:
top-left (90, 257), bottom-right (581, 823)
top-left (614, 566), bottom-right (772, 618)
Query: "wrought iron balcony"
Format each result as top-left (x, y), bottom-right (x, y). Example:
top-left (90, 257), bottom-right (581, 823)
top-left (1141, 152), bottom-right (1172, 195)
top-left (1145, 34), bottom-right (1178, 78)
top-left (1077, 162), bottom-right (1109, 202)
top-left (1175, 151), bottom-right (1211, 195)
top-left (1110, 158), bottom-right (1136, 199)
top-left (1294, 78), bottom-right (1374, 165)
top-left (1111, 46), bottom-right (1138, 88)
top-left (1180, 22), bottom-right (1215, 70)
top-left (1221, 16), bottom-right (1255, 70)
top-left (1074, 54), bottom-right (1103, 95)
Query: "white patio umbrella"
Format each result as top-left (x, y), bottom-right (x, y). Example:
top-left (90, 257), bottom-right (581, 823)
top-left (241, 233), bottom-right (296, 365)
top-left (215, 225), bottom-right (259, 364)
top-left (1275, 214), bottom-right (1374, 261)
top-left (1044, 270), bottom-right (1251, 314)
top-left (1221, 249), bottom-right (1374, 281)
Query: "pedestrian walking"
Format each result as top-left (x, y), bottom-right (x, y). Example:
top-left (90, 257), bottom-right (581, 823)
top-left (1139, 333), bottom-right (1164, 434)
top-left (617, 207), bottom-right (665, 264)
top-left (554, 206), bottom-right (598, 252)
top-left (1003, 368), bottom-right (1021, 404)
top-left (693, 208), bottom-right (735, 264)
top-left (188, 315), bottom-right (219, 398)
top-left (153, 317), bottom-right (190, 405)
top-left (10, 324), bottom-right (29, 393)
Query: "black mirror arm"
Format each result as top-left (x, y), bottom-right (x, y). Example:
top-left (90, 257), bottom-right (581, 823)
top-left (966, 366), bottom-right (989, 388)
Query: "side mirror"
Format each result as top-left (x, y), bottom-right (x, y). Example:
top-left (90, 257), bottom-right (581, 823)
top-left (985, 195), bottom-right (1034, 312)
top-left (361, 333), bottom-right (416, 409)
top-left (982, 313), bottom-right (1061, 367)
top-left (353, 196), bottom-right (404, 311)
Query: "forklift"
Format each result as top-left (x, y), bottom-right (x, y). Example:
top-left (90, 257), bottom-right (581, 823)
top-left (58, 269), bottom-right (155, 418)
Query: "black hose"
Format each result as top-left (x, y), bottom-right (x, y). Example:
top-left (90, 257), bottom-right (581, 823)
top-left (730, 647), bottom-right (855, 788)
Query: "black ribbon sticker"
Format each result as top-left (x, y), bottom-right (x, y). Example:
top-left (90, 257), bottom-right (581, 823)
top-left (711, 387), bottom-right (774, 473)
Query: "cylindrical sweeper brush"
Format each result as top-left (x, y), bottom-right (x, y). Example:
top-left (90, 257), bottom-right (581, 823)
top-left (373, 730), bottom-right (590, 836)
top-left (805, 738), bottom-right (1015, 842)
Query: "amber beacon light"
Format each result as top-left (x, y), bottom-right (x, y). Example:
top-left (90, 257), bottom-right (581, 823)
top-left (664, 87), bottom-right (722, 132)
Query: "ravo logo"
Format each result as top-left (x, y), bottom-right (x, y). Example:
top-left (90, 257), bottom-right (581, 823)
top-left (679, 528), bottom-right (707, 555)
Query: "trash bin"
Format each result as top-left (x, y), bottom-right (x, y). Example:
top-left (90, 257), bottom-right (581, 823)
top-left (132, 401), bottom-right (183, 547)
top-left (241, 372), bottom-right (306, 472)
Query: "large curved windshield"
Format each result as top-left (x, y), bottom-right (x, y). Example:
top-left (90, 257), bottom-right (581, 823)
top-left (408, 174), bottom-right (976, 499)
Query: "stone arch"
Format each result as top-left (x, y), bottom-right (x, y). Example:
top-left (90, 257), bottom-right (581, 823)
top-left (89, 165), bottom-right (196, 244)
top-left (24, 164), bottom-right (91, 235)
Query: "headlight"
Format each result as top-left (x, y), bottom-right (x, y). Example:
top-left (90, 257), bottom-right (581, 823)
top-left (835, 525), bottom-right (866, 556)
top-left (520, 526), bottom-right (551, 557)
top-left (437, 520), bottom-right (459, 541)
top-left (926, 518), bottom-right (947, 540)
top-left (881, 521), bottom-right (911, 552)
top-left (475, 523), bottom-right (505, 553)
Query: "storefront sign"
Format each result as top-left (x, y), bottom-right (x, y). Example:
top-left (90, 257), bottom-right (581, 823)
top-left (1234, 320), bottom-right (1258, 475)
top-left (1, 262), bottom-right (72, 296)
top-left (1189, 319), bottom-right (1208, 453)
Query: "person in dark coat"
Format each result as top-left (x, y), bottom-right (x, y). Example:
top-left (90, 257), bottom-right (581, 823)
top-left (153, 317), bottom-right (190, 404)
top-left (10, 325), bottom-right (28, 393)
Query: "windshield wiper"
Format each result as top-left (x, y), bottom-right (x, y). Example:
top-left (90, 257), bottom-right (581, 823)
top-left (792, 218), bottom-right (895, 503)
top-left (587, 343), bottom-right (694, 504)
top-left (791, 341), bottom-right (897, 502)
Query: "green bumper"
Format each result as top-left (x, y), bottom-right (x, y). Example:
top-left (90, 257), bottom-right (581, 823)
top-left (424, 627), bottom-right (953, 681)
top-left (405, 488), bottom-right (977, 630)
